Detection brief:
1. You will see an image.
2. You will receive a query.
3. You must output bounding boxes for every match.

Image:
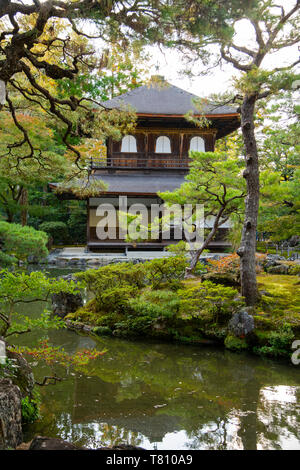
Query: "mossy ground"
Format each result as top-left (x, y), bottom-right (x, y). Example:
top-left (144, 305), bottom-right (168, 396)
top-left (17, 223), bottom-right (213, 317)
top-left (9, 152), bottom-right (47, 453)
top-left (255, 274), bottom-right (300, 330)
top-left (67, 271), bottom-right (300, 360)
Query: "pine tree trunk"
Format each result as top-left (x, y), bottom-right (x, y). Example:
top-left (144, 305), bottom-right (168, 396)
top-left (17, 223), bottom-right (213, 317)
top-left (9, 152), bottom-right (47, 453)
top-left (187, 208), bottom-right (225, 273)
top-left (237, 94), bottom-right (259, 305)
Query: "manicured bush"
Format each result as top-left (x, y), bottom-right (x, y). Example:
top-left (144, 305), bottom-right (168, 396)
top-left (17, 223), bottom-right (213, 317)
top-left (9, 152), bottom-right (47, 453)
top-left (288, 264), bottom-right (300, 275)
top-left (39, 221), bottom-right (68, 245)
top-left (144, 255), bottom-right (188, 290)
top-left (76, 263), bottom-right (146, 313)
top-left (129, 289), bottom-right (180, 319)
top-left (178, 281), bottom-right (244, 325)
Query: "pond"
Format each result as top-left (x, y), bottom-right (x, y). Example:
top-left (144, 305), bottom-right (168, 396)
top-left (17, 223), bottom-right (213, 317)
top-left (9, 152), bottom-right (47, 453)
top-left (12, 267), bottom-right (300, 450)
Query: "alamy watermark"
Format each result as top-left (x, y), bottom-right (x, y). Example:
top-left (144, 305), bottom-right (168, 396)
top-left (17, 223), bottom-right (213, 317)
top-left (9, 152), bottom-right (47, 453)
top-left (94, 196), bottom-right (205, 250)
top-left (0, 339), bottom-right (6, 365)
top-left (291, 340), bottom-right (300, 366)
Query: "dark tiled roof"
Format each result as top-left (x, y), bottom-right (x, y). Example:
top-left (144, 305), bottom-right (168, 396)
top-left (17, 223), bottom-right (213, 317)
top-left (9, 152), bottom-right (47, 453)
top-left (92, 173), bottom-right (186, 194)
top-left (102, 80), bottom-right (238, 116)
top-left (50, 173), bottom-right (186, 195)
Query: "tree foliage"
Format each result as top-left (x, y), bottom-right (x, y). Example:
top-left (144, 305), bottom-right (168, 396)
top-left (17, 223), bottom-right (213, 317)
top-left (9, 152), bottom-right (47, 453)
top-left (0, 221), bottom-right (48, 266)
top-left (0, 269), bottom-right (81, 337)
top-left (159, 151), bottom-right (246, 270)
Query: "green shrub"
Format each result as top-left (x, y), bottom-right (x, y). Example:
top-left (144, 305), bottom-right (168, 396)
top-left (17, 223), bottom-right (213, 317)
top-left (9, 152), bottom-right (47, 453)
top-left (253, 324), bottom-right (294, 357)
top-left (39, 221), bottom-right (68, 245)
top-left (224, 334), bottom-right (248, 352)
top-left (0, 221), bottom-right (48, 265)
top-left (129, 289), bottom-right (180, 320)
top-left (166, 241), bottom-right (187, 255)
top-left (194, 262), bottom-right (207, 276)
top-left (144, 255), bottom-right (188, 290)
top-left (21, 395), bottom-right (40, 424)
top-left (93, 326), bottom-right (112, 336)
top-left (289, 264), bottom-right (300, 275)
top-left (178, 281), bottom-right (244, 325)
top-left (111, 290), bottom-right (181, 335)
top-left (76, 263), bottom-right (146, 313)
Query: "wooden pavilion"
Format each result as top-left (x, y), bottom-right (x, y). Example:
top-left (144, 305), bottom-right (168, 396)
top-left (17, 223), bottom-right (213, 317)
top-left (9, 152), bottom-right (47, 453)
top-left (52, 76), bottom-right (240, 252)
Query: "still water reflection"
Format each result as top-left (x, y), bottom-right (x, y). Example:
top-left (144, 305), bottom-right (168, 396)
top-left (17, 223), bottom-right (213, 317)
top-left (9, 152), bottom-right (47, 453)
top-left (13, 268), bottom-right (300, 450)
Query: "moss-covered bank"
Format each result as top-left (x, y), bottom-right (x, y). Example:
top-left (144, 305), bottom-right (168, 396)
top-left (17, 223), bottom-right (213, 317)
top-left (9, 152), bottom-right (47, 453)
top-left (65, 257), bottom-right (300, 361)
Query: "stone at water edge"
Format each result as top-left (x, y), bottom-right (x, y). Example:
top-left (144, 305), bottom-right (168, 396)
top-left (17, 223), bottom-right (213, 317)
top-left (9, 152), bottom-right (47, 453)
top-left (0, 378), bottom-right (23, 450)
top-left (228, 309), bottom-right (255, 337)
top-left (51, 274), bottom-right (83, 318)
top-left (29, 436), bottom-right (84, 450)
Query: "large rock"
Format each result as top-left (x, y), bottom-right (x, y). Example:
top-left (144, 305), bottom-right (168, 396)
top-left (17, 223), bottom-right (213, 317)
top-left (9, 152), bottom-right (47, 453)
top-left (288, 235), bottom-right (300, 247)
top-left (263, 254), bottom-right (286, 271)
top-left (202, 271), bottom-right (240, 287)
top-left (267, 264), bottom-right (290, 275)
top-left (0, 378), bottom-right (22, 449)
top-left (51, 274), bottom-right (83, 318)
top-left (6, 350), bottom-right (35, 398)
top-left (29, 436), bottom-right (83, 450)
top-left (228, 309), bottom-right (255, 338)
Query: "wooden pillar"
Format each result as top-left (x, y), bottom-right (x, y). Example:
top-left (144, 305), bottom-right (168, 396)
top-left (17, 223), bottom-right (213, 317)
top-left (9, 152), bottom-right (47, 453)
top-left (179, 133), bottom-right (184, 166)
top-left (145, 132), bottom-right (148, 167)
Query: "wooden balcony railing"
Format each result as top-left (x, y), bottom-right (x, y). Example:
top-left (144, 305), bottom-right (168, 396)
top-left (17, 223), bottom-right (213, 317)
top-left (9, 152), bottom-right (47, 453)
top-left (90, 152), bottom-right (190, 170)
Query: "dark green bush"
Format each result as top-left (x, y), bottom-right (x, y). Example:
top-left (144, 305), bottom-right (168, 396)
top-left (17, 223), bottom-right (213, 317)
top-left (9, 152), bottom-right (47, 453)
top-left (39, 221), bottom-right (68, 245)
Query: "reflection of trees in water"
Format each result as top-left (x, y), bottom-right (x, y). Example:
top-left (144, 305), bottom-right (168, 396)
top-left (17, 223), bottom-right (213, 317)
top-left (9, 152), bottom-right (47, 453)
top-left (186, 416), bottom-right (243, 450)
top-left (256, 386), bottom-right (300, 450)
top-left (19, 322), bottom-right (300, 450)
top-left (55, 419), bottom-right (144, 449)
top-left (93, 424), bottom-right (143, 448)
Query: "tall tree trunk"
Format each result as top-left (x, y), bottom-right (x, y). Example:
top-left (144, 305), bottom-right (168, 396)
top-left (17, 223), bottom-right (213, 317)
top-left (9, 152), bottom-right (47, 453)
top-left (237, 94), bottom-right (259, 305)
top-left (19, 188), bottom-right (28, 226)
top-left (6, 211), bottom-right (14, 223)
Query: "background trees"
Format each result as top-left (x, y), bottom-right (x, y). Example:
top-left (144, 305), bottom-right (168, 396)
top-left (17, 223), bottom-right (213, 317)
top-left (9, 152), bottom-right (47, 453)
top-left (0, 1), bottom-right (153, 174)
top-left (159, 151), bottom-right (246, 271)
top-left (169, 0), bottom-right (300, 304)
top-left (0, 0), bottom-right (254, 166)
top-left (1, 1), bottom-right (299, 305)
